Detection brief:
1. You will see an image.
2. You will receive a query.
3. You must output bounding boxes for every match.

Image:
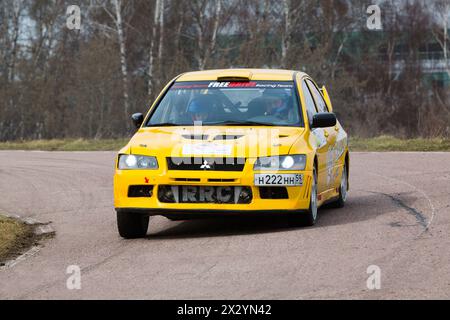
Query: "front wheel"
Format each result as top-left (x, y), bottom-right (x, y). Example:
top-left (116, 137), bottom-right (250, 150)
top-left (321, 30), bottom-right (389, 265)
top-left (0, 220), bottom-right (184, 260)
top-left (117, 211), bottom-right (149, 239)
top-left (303, 167), bottom-right (318, 226)
top-left (288, 166), bottom-right (318, 227)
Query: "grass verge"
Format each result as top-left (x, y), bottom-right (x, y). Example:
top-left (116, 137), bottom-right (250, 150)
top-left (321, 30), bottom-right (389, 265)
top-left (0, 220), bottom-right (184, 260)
top-left (0, 136), bottom-right (449, 152)
top-left (350, 136), bottom-right (450, 152)
top-left (0, 215), bottom-right (35, 265)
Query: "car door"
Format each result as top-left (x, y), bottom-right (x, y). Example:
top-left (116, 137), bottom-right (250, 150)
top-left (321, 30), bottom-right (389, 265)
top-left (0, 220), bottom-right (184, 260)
top-left (301, 79), bottom-right (328, 195)
top-left (304, 78), bottom-right (338, 194)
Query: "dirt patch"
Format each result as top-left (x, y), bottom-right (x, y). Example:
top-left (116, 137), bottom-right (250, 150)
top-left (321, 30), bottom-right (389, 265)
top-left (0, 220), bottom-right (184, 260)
top-left (0, 215), bottom-right (40, 265)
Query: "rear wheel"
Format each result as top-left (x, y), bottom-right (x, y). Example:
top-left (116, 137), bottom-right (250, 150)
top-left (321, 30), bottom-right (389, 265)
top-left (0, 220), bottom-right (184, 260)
top-left (117, 211), bottom-right (149, 239)
top-left (330, 162), bottom-right (348, 208)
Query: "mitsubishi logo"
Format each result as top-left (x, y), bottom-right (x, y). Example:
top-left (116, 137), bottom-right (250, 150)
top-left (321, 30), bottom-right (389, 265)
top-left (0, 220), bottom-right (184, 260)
top-left (200, 160), bottom-right (211, 170)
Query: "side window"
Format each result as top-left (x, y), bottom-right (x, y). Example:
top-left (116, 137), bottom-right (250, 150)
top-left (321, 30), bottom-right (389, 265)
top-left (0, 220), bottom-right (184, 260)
top-left (301, 81), bottom-right (317, 124)
top-left (306, 80), bottom-right (328, 113)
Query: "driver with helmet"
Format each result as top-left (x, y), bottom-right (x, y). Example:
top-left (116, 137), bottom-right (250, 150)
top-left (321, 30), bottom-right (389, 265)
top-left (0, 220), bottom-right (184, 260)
top-left (263, 89), bottom-right (290, 120)
top-left (186, 95), bottom-right (212, 123)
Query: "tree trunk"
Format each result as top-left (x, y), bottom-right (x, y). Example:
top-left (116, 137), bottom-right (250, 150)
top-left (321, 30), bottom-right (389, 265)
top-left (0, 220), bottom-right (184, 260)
top-left (203, 0), bottom-right (221, 70)
top-left (194, 9), bottom-right (205, 70)
top-left (148, 0), bottom-right (160, 97)
top-left (8, 0), bottom-right (22, 83)
top-left (444, 4), bottom-right (449, 78)
top-left (113, 0), bottom-right (130, 130)
top-left (281, 0), bottom-right (291, 68)
top-left (157, 0), bottom-right (164, 63)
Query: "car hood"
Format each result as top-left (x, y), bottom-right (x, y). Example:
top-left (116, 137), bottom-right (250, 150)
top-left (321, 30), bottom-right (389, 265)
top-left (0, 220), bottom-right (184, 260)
top-left (127, 126), bottom-right (305, 158)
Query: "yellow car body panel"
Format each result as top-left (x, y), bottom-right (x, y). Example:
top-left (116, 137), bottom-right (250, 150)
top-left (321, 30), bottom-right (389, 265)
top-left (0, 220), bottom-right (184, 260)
top-left (114, 69), bottom-right (349, 216)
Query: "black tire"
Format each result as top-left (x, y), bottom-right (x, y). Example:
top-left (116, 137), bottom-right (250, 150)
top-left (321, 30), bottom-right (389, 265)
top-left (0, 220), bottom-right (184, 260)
top-left (117, 211), bottom-right (149, 239)
top-left (303, 166), bottom-right (318, 226)
top-left (289, 166), bottom-right (318, 227)
top-left (329, 162), bottom-right (348, 208)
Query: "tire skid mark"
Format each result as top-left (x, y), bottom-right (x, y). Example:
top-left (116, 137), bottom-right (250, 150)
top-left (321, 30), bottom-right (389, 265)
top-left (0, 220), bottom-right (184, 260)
top-left (0, 167), bottom-right (46, 218)
top-left (367, 171), bottom-right (435, 236)
top-left (3, 167), bottom-right (85, 218)
top-left (363, 190), bottom-right (427, 229)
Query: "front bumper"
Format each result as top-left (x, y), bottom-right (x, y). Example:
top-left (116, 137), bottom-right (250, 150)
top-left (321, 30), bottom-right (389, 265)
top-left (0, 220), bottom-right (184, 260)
top-left (114, 169), bottom-right (313, 214)
top-left (116, 208), bottom-right (308, 219)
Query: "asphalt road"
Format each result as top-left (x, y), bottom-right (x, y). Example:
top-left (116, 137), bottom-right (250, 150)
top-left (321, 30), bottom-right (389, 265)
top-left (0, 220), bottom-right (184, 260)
top-left (0, 151), bottom-right (449, 299)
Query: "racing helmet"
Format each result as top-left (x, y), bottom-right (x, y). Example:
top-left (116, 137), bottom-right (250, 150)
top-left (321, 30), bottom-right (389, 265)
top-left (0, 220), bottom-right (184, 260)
top-left (264, 89), bottom-right (290, 116)
top-left (187, 95), bottom-right (212, 116)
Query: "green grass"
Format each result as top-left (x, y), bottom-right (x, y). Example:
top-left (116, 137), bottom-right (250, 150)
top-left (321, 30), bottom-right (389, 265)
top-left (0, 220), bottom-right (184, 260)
top-left (349, 136), bottom-right (450, 152)
top-left (0, 215), bottom-right (33, 263)
top-left (0, 136), bottom-right (449, 152)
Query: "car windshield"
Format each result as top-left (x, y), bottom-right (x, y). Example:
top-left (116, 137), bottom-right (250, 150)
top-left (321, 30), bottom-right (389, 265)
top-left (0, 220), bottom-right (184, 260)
top-left (146, 81), bottom-right (304, 127)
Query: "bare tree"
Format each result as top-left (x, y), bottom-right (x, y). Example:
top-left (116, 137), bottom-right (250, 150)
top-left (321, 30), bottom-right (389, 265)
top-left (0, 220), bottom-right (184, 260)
top-left (148, 0), bottom-right (161, 96)
top-left (7, 0), bottom-right (24, 83)
top-left (432, 0), bottom-right (450, 78)
top-left (112, 0), bottom-right (130, 129)
top-left (190, 0), bottom-right (223, 70)
top-left (0, 0), bottom-right (448, 140)
top-left (280, 0), bottom-right (291, 68)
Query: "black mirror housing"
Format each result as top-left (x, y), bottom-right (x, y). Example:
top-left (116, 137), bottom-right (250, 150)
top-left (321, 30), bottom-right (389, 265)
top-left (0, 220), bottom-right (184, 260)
top-left (131, 113), bottom-right (144, 128)
top-left (311, 112), bottom-right (337, 128)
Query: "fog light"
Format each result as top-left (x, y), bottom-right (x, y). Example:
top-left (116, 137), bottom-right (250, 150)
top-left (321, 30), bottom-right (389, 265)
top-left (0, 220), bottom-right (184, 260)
top-left (128, 185), bottom-right (153, 197)
top-left (238, 187), bottom-right (252, 204)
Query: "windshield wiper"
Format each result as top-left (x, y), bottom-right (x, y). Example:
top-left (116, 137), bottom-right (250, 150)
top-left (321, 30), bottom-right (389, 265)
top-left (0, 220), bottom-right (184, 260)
top-left (208, 120), bottom-right (276, 126)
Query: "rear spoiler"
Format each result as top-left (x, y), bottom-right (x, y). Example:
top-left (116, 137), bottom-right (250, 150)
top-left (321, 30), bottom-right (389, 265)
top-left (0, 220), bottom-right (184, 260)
top-left (216, 70), bottom-right (253, 82)
top-left (320, 85), bottom-right (333, 112)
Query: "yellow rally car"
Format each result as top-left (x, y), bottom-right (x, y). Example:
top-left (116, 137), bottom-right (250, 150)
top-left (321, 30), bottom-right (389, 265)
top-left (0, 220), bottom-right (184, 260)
top-left (114, 69), bottom-right (349, 238)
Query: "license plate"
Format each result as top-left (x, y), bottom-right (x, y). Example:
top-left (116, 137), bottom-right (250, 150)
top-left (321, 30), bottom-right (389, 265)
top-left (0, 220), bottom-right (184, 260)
top-left (254, 174), bottom-right (303, 186)
top-left (182, 144), bottom-right (232, 156)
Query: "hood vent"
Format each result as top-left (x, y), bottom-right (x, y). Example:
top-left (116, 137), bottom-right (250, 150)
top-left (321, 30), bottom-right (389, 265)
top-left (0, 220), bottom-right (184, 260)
top-left (182, 134), bottom-right (209, 140)
top-left (213, 135), bottom-right (244, 140)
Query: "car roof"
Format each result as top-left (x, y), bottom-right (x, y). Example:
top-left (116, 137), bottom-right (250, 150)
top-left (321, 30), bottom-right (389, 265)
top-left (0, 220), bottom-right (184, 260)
top-left (176, 68), bottom-right (308, 82)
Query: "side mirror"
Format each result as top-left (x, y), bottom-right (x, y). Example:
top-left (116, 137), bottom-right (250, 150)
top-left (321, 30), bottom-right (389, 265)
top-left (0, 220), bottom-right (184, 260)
top-left (320, 85), bottom-right (333, 112)
top-left (131, 113), bottom-right (144, 128)
top-left (311, 112), bottom-right (337, 128)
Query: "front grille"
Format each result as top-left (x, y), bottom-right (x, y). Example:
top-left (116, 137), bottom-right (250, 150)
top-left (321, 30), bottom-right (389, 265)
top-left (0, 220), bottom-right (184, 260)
top-left (158, 185), bottom-right (252, 204)
top-left (128, 185), bottom-right (153, 197)
top-left (259, 187), bottom-right (289, 199)
top-left (167, 157), bottom-right (245, 171)
top-left (208, 178), bottom-right (236, 182)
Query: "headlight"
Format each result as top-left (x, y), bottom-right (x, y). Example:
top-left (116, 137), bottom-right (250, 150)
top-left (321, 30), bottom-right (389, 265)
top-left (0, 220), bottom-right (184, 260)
top-left (118, 154), bottom-right (158, 169)
top-left (254, 155), bottom-right (306, 171)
